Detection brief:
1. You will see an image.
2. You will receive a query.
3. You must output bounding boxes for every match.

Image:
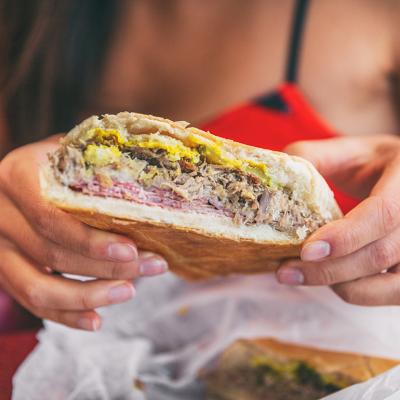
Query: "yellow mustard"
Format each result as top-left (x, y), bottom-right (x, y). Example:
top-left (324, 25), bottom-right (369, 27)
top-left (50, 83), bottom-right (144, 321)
top-left (83, 144), bottom-right (121, 167)
top-left (126, 137), bottom-right (200, 163)
top-left (187, 134), bottom-right (272, 186)
top-left (84, 127), bottom-right (125, 145)
top-left (82, 128), bottom-right (272, 186)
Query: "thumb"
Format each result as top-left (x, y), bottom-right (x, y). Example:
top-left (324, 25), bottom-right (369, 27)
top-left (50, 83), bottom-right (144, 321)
top-left (283, 137), bottom-right (372, 178)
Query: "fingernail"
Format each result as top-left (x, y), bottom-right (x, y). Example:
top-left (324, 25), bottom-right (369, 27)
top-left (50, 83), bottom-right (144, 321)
top-left (108, 283), bottom-right (135, 304)
top-left (277, 268), bottom-right (304, 285)
top-left (107, 243), bottom-right (137, 262)
top-left (301, 241), bottom-right (331, 261)
top-left (77, 317), bottom-right (100, 331)
top-left (92, 318), bottom-right (101, 331)
top-left (139, 253), bottom-right (168, 276)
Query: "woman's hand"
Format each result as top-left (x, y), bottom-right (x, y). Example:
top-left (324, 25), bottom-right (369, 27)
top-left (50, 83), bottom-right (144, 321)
top-left (0, 137), bottom-right (168, 330)
top-left (277, 135), bottom-right (400, 306)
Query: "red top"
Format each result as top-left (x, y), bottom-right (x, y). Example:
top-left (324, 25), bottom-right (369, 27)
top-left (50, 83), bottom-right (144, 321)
top-left (201, 84), bottom-right (359, 214)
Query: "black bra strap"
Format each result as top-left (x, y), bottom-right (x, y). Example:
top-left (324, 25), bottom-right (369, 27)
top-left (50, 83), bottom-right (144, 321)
top-left (286, 0), bottom-right (310, 83)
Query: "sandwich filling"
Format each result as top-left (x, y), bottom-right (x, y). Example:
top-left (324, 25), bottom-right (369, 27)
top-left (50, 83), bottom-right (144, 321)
top-left (50, 127), bottom-right (326, 238)
top-left (207, 354), bottom-right (351, 400)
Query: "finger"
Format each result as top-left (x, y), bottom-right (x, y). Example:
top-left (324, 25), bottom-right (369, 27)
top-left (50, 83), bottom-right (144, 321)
top-left (40, 309), bottom-right (102, 331)
top-left (0, 242), bottom-right (102, 331)
top-left (45, 134), bottom-right (65, 143)
top-left (277, 226), bottom-right (400, 286)
top-left (51, 248), bottom-right (168, 279)
top-left (1, 274), bottom-right (102, 331)
top-left (371, 154), bottom-right (400, 198)
top-left (388, 264), bottom-right (400, 273)
top-left (332, 273), bottom-right (400, 306)
top-left (300, 195), bottom-right (400, 261)
top-left (46, 248), bottom-right (167, 279)
top-left (0, 144), bottom-right (140, 263)
top-left (0, 243), bottom-right (136, 311)
top-left (0, 194), bottom-right (168, 279)
top-left (283, 135), bottom-right (395, 178)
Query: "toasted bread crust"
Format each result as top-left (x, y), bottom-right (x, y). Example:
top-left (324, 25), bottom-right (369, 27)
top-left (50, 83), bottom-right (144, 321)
top-left (248, 339), bottom-right (398, 379)
top-left (53, 201), bottom-right (300, 280)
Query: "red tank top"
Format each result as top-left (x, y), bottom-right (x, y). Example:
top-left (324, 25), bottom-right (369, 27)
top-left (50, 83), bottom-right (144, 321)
top-left (200, 0), bottom-right (358, 214)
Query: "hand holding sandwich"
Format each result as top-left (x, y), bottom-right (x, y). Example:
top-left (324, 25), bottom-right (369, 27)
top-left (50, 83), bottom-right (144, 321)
top-left (0, 138), bottom-right (168, 330)
top-left (278, 135), bottom-right (400, 306)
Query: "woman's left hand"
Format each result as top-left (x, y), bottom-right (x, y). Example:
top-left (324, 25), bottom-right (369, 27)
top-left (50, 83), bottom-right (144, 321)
top-left (276, 134), bottom-right (400, 306)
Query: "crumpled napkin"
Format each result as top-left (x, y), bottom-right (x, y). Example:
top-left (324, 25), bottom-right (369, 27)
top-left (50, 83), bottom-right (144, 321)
top-left (12, 273), bottom-right (400, 399)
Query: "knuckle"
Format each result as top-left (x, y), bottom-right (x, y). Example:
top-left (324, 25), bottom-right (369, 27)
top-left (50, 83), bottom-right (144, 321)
top-left (371, 240), bottom-right (396, 269)
top-left (333, 284), bottom-right (360, 305)
top-left (284, 141), bottom-right (309, 156)
top-left (0, 164), bottom-right (20, 198)
top-left (46, 247), bottom-right (71, 273)
top-left (81, 231), bottom-right (96, 257)
top-left (0, 154), bottom-right (16, 185)
top-left (0, 165), bottom-right (6, 189)
top-left (334, 225), bottom-right (359, 254)
top-left (64, 222), bottom-right (93, 257)
top-left (377, 197), bottom-right (400, 233)
top-left (40, 309), bottom-right (63, 325)
top-left (29, 308), bottom-right (45, 319)
top-left (313, 265), bottom-right (337, 285)
top-left (34, 209), bottom-right (54, 237)
top-left (4, 156), bottom-right (28, 195)
top-left (110, 262), bottom-right (123, 279)
top-left (285, 141), bottom-right (321, 170)
top-left (109, 262), bottom-right (136, 280)
top-left (25, 283), bottom-right (44, 308)
top-left (78, 291), bottom-right (94, 310)
top-left (43, 245), bottom-right (59, 268)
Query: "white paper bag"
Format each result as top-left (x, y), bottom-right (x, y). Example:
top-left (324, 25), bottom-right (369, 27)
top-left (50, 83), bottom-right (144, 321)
top-left (12, 273), bottom-right (400, 399)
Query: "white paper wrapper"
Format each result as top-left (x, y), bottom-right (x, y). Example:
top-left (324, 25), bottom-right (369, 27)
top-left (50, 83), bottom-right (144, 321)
top-left (12, 273), bottom-right (400, 399)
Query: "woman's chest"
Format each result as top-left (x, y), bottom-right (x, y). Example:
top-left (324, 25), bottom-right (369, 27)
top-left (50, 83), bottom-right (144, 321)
top-left (89, 0), bottom-right (400, 136)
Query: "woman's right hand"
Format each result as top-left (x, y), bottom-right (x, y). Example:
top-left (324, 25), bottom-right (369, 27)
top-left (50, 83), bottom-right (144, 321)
top-left (0, 137), bottom-right (168, 331)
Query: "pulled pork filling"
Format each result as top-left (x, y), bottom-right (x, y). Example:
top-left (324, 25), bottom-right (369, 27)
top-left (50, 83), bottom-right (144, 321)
top-left (50, 141), bottom-right (325, 237)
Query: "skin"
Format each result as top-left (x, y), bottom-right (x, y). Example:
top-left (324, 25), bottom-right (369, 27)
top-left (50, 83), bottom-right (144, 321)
top-left (1, 0), bottom-right (400, 330)
top-left (277, 135), bottom-right (400, 305)
top-left (0, 136), bottom-right (168, 330)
